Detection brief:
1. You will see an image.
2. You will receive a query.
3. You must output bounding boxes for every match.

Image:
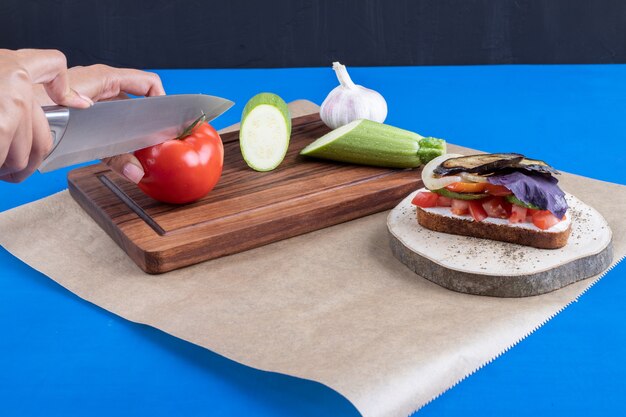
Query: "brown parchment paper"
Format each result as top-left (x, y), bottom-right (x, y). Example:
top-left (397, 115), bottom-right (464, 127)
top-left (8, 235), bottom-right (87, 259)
top-left (1, 101), bottom-right (625, 417)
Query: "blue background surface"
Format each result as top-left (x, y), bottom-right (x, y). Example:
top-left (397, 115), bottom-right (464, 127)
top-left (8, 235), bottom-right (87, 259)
top-left (1, 65), bottom-right (625, 416)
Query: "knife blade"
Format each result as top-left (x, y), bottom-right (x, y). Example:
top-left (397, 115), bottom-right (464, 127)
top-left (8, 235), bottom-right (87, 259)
top-left (38, 94), bottom-right (234, 173)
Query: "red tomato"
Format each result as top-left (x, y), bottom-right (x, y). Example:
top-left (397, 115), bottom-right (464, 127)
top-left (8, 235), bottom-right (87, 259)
top-left (411, 191), bottom-right (439, 208)
top-left (481, 197), bottom-right (508, 219)
top-left (532, 210), bottom-right (561, 230)
top-left (451, 199), bottom-right (469, 215)
top-left (468, 200), bottom-right (488, 222)
top-left (437, 195), bottom-right (453, 207)
top-left (501, 199), bottom-right (513, 216)
top-left (445, 182), bottom-right (487, 193)
top-left (484, 183), bottom-right (512, 196)
top-left (509, 204), bottom-right (527, 223)
top-left (134, 119), bottom-right (224, 204)
top-left (526, 208), bottom-right (539, 222)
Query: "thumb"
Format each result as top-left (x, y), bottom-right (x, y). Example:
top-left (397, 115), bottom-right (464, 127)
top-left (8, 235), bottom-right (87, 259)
top-left (15, 49), bottom-right (93, 108)
top-left (102, 154), bottom-right (145, 184)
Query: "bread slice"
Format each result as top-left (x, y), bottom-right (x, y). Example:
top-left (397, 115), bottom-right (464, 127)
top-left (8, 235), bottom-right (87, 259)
top-left (416, 206), bottom-right (571, 249)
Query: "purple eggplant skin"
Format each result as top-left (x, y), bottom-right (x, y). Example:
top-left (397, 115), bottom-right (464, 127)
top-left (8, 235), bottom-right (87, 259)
top-left (433, 153), bottom-right (524, 175)
top-left (516, 157), bottom-right (560, 175)
top-left (433, 153), bottom-right (559, 176)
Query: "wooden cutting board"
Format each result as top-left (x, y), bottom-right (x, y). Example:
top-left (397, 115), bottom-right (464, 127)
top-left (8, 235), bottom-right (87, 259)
top-left (68, 112), bottom-right (423, 274)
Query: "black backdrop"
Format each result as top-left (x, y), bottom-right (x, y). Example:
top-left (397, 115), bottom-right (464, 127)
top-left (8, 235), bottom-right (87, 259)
top-left (1, 0), bottom-right (625, 68)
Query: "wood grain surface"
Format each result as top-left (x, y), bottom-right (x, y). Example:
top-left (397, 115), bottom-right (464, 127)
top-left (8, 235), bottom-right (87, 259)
top-left (67, 113), bottom-right (424, 273)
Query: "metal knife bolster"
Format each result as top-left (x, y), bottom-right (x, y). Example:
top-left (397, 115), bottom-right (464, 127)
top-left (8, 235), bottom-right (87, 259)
top-left (43, 106), bottom-right (70, 153)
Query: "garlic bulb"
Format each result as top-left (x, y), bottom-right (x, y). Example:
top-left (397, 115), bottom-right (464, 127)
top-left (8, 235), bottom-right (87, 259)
top-left (320, 62), bottom-right (387, 129)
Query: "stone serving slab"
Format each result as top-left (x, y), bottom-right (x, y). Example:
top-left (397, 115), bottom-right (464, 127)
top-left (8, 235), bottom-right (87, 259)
top-left (387, 191), bottom-right (613, 297)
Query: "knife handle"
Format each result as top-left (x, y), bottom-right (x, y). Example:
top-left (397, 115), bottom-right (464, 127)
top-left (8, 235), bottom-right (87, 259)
top-left (43, 105), bottom-right (70, 151)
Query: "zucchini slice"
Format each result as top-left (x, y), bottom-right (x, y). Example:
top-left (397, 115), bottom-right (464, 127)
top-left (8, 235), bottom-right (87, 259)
top-left (432, 188), bottom-right (488, 200)
top-left (240, 93), bottom-right (291, 171)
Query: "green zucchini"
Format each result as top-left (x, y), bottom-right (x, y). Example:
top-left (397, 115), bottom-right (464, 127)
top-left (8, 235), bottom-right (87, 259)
top-left (240, 93), bottom-right (291, 171)
top-left (299, 119), bottom-right (446, 168)
top-left (432, 188), bottom-right (488, 200)
top-left (505, 194), bottom-right (541, 209)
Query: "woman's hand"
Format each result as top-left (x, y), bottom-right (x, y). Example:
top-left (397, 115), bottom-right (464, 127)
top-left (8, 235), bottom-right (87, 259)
top-left (34, 63), bottom-right (166, 184)
top-left (0, 49), bottom-right (93, 182)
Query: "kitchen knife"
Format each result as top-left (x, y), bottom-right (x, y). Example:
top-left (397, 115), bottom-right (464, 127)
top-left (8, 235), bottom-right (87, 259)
top-left (39, 94), bottom-right (234, 172)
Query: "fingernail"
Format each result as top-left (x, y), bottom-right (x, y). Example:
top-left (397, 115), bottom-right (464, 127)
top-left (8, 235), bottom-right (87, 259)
top-left (123, 163), bottom-right (144, 184)
top-left (74, 90), bottom-right (94, 106)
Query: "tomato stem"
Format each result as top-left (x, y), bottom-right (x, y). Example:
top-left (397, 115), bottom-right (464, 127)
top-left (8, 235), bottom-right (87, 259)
top-left (176, 112), bottom-right (207, 140)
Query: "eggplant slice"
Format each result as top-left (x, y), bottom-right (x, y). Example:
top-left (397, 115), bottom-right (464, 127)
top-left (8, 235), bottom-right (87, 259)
top-left (434, 153), bottom-right (524, 175)
top-left (516, 157), bottom-right (560, 175)
top-left (433, 153), bottom-right (560, 176)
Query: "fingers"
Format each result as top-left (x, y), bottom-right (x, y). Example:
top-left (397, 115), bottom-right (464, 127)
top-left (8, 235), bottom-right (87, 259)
top-left (0, 105), bottom-right (53, 183)
top-left (113, 68), bottom-right (165, 97)
top-left (0, 51), bottom-right (163, 184)
top-left (102, 154), bottom-right (145, 184)
top-left (67, 65), bottom-right (165, 102)
top-left (0, 48), bottom-right (94, 183)
top-left (14, 49), bottom-right (93, 108)
top-left (0, 104), bottom-right (21, 173)
top-left (0, 96), bottom-right (32, 178)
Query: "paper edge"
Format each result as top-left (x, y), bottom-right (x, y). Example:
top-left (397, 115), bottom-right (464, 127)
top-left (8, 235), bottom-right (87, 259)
top-left (405, 252), bottom-right (626, 416)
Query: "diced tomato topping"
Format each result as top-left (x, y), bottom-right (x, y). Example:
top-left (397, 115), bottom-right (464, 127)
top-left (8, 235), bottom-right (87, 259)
top-left (425, 188), bottom-right (565, 229)
top-left (411, 191), bottom-right (439, 208)
top-left (481, 197), bottom-right (509, 219)
top-left (526, 208), bottom-right (539, 222)
top-left (437, 195), bottom-right (453, 207)
top-left (451, 199), bottom-right (469, 215)
top-left (484, 183), bottom-right (512, 196)
top-left (509, 204), bottom-right (527, 223)
top-left (532, 210), bottom-right (562, 230)
top-left (445, 182), bottom-right (487, 193)
top-left (501, 199), bottom-right (513, 216)
top-left (468, 200), bottom-right (488, 222)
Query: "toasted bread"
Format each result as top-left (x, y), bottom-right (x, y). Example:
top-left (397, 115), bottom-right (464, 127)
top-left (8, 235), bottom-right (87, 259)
top-left (416, 206), bottom-right (571, 249)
